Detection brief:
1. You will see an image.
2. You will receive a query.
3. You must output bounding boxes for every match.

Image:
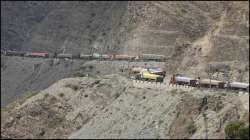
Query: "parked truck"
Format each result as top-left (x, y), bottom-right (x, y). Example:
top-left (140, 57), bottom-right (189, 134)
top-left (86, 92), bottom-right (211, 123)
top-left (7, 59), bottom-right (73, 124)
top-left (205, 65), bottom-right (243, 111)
top-left (140, 69), bottom-right (164, 82)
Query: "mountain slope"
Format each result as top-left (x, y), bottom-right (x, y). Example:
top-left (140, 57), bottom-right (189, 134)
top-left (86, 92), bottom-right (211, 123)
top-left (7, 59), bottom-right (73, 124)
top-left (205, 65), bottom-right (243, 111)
top-left (1, 75), bottom-right (249, 139)
top-left (2, 1), bottom-right (248, 78)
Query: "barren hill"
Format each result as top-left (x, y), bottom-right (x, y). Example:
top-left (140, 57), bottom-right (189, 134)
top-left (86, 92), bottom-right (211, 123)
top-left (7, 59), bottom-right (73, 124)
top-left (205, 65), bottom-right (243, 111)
top-left (1, 75), bottom-right (249, 139)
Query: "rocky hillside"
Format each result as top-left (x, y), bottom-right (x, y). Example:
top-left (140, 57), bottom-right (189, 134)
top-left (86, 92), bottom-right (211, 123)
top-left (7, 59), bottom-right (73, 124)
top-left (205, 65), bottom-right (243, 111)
top-left (1, 1), bottom-right (249, 77)
top-left (125, 1), bottom-right (249, 80)
top-left (1, 55), bottom-right (165, 107)
top-left (1, 1), bottom-right (128, 54)
top-left (1, 2), bottom-right (249, 138)
top-left (1, 75), bottom-right (249, 139)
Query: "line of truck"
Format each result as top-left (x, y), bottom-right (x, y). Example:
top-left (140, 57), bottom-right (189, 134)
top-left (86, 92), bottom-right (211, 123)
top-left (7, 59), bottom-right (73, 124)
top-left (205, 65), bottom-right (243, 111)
top-left (129, 67), bottom-right (249, 92)
top-left (1, 50), bottom-right (167, 62)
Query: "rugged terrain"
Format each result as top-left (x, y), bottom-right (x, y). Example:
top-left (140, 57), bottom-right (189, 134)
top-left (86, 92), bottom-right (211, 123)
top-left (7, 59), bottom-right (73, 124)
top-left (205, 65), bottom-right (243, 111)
top-left (1, 75), bottom-right (249, 139)
top-left (1, 1), bottom-right (249, 139)
top-left (1, 55), bottom-right (165, 106)
top-left (2, 1), bottom-right (249, 72)
top-left (1, 2), bottom-right (249, 101)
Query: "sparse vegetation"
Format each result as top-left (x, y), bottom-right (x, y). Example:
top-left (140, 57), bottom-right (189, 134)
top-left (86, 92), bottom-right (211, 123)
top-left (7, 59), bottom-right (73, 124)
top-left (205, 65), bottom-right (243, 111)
top-left (176, 43), bottom-right (190, 50)
top-left (224, 120), bottom-right (249, 139)
top-left (44, 93), bottom-right (49, 98)
top-left (183, 118), bottom-right (186, 123)
top-left (88, 65), bottom-right (94, 70)
top-left (65, 83), bottom-right (79, 91)
top-left (47, 112), bottom-right (66, 128)
top-left (114, 93), bottom-right (120, 99)
top-left (73, 71), bottom-right (86, 77)
top-left (159, 120), bottom-right (164, 124)
top-left (176, 111), bottom-right (180, 118)
top-left (187, 121), bottom-right (197, 135)
top-left (59, 93), bottom-right (65, 97)
top-left (50, 96), bottom-right (57, 102)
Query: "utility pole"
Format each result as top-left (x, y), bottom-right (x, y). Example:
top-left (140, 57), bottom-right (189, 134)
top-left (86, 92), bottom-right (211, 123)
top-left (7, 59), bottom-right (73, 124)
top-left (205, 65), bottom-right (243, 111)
top-left (209, 65), bottom-right (212, 90)
top-left (227, 70), bottom-right (233, 90)
top-left (208, 25), bottom-right (212, 91)
top-left (216, 71), bottom-right (219, 80)
top-left (203, 112), bottom-right (208, 139)
top-left (62, 39), bottom-right (68, 54)
top-left (110, 3), bottom-right (114, 54)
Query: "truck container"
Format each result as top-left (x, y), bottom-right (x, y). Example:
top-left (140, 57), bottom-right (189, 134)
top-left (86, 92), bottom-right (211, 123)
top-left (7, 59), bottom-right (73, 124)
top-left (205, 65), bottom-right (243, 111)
top-left (6, 50), bottom-right (25, 56)
top-left (141, 54), bottom-right (166, 61)
top-left (101, 54), bottom-right (112, 60)
top-left (114, 54), bottom-right (130, 60)
top-left (57, 53), bottom-right (73, 58)
top-left (25, 52), bottom-right (49, 58)
top-left (141, 70), bottom-right (164, 82)
top-left (80, 54), bottom-right (92, 59)
top-left (228, 82), bottom-right (249, 91)
top-left (92, 53), bottom-right (101, 59)
top-left (199, 79), bottom-right (225, 88)
top-left (147, 67), bottom-right (166, 77)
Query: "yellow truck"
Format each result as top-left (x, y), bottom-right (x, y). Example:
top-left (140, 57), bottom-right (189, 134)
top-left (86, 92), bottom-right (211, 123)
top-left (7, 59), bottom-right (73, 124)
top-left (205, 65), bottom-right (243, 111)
top-left (129, 67), bottom-right (164, 82)
top-left (140, 69), bottom-right (164, 82)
